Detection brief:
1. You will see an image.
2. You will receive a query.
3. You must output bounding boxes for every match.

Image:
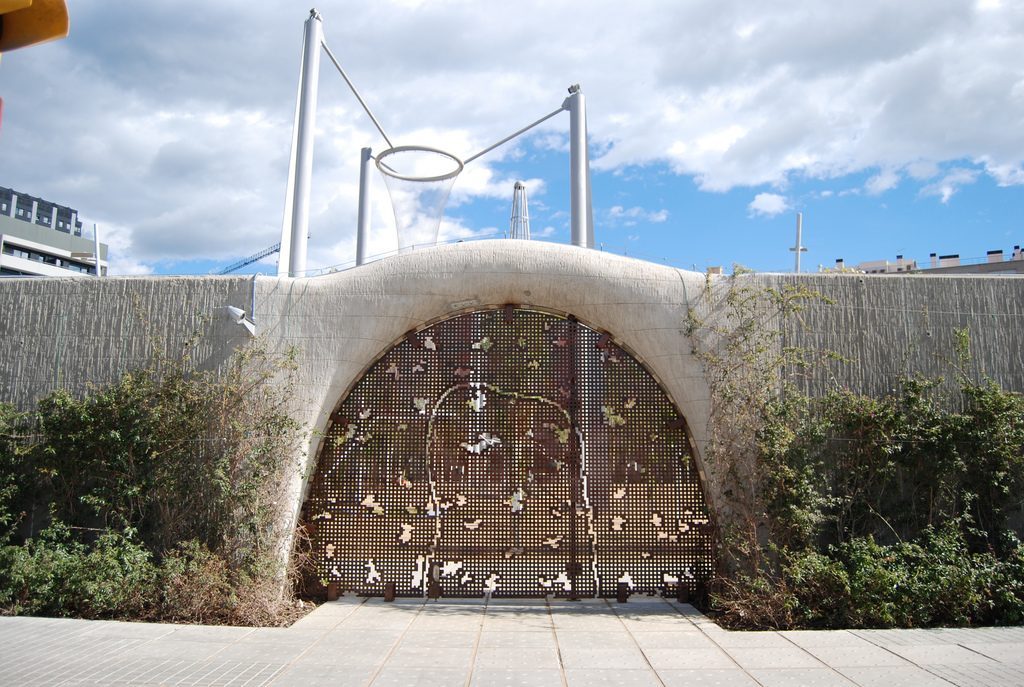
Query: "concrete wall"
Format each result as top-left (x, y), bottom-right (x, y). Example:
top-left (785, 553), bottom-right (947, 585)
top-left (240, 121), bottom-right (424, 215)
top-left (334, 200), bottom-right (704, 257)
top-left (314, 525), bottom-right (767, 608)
top-left (0, 275), bottom-right (255, 405)
top-left (2, 240), bottom-right (1022, 546)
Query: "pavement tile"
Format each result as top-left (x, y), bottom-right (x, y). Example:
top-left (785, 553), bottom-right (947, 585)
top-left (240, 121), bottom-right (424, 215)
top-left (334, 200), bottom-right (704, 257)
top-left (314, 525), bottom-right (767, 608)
top-left (564, 668), bottom-right (663, 686)
top-left (631, 629), bottom-right (720, 649)
top-left (296, 641), bottom-right (394, 666)
top-left (474, 645), bottom-right (561, 670)
top-left (400, 628), bottom-right (480, 647)
top-left (885, 643), bottom-right (1001, 665)
top-left (780, 629), bottom-right (875, 648)
top-left (483, 612), bottom-right (553, 631)
top-left (659, 668), bottom-right (760, 686)
top-left (616, 615), bottom-right (702, 632)
top-left (163, 624), bottom-right (257, 642)
top-left (127, 639), bottom-right (232, 661)
top-left (271, 661), bottom-right (376, 686)
top-left (836, 665), bottom-right (953, 687)
top-left (387, 645), bottom-right (476, 669)
top-left (551, 613), bottom-right (627, 631)
top-left (804, 644), bottom-right (914, 667)
top-left (960, 641), bottom-right (1024, 665)
top-left (927, 662), bottom-right (1024, 687)
top-left (409, 615), bottom-right (485, 632)
top-left (470, 668), bottom-right (564, 686)
top-left (214, 640), bottom-right (308, 663)
top-left (370, 666), bottom-right (469, 686)
top-left (640, 646), bottom-right (737, 670)
top-left (749, 667), bottom-right (858, 686)
top-left (80, 620), bottom-right (178, 640)
top-left (704, 630), bottom-right (793, 649)
top-left (554, 629), bottom-right (633, 652)
top-left (728, 646), bottom-right (825, 670)
top-left (479, 629), bottom-right (555, 647)
top-left (4, 608), bottom-right (1024, 687)
top-left (558, 644), bottom-right (650, 670)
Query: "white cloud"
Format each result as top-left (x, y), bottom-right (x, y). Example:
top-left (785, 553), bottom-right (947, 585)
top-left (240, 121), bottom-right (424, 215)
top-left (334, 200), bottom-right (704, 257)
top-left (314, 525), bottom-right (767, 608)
top-left (747, 193), bottom-right (790, 217)
top-left (865, 169), bottom-right (900, 195)
top-left (3, 1), bottom-right (1024, 272)
top-left (977, 157), bottom-right (1024, 186)
top-left (607, 205), bottom-right (669, 226)
top-left (920, 168), bottom-right (981, 203)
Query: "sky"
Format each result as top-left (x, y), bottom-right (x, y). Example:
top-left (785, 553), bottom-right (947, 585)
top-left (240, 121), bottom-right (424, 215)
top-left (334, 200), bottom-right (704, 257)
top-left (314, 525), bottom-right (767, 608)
top-left (2, 0), bottom-right (1023, 276)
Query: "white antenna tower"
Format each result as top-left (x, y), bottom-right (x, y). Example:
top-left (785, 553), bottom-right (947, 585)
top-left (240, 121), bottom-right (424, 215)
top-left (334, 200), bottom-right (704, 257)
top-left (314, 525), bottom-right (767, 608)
top-left (509, 181), bottom-right (531, 240)
top-left (789, 212), bottom-right (807, 273)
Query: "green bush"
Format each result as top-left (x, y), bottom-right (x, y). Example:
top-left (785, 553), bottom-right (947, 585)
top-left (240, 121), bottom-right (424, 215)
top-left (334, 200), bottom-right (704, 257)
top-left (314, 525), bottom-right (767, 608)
top-left (0, 522), bottom-right (156, 619)
top-left (0, 336), bottom-right (305, 625)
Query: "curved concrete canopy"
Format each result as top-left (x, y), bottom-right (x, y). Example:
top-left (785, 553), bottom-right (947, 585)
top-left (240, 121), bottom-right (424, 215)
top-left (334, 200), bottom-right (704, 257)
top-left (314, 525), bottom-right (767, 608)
top-left (253, 240), bottom-right (715, 521)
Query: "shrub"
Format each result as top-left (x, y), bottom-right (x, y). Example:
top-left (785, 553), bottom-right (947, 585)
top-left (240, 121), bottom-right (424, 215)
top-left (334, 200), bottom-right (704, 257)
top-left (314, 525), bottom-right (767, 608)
top-left (0, 522), bottom-right (156, 619)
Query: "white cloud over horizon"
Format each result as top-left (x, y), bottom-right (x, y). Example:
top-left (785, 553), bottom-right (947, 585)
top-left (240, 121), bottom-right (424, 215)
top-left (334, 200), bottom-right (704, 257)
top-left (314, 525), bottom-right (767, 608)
top-left (748, 193), bottom-right (790, 217)
top-left (3, 1), bottom-right (1023, 272)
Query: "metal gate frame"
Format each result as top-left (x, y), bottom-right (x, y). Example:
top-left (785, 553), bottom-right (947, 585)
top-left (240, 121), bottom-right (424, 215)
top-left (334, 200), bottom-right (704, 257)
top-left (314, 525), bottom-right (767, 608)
top-left (304, 306), bottom-right (714, 599)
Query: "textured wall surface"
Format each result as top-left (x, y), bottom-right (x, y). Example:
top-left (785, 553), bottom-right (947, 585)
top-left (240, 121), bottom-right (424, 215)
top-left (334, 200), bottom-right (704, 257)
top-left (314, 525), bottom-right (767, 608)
top-left (775, 273), bottom-right (1024, 396)
top-left (2, 240), bottom-right (1022, 545)
top-left (0, 275), bottom-right (255, 406)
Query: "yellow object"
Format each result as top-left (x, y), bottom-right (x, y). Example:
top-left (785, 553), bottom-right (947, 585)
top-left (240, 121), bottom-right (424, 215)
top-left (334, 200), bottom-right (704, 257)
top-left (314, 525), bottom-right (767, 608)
top-left (0, 0), bottom-right (69, 53)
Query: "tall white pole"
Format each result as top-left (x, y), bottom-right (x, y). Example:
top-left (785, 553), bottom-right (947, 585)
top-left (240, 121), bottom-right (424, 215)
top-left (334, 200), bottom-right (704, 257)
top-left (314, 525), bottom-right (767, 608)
top-left (566, 85), bottom-right (592, 249)
top-left (356, 147), bottom-right (372, 266)
top-left (286, 9), bottom-right (322, 278)
top-left (93, 223), bottom-right (102, 277)
top-left (789, 212), bottom-right (808, 273)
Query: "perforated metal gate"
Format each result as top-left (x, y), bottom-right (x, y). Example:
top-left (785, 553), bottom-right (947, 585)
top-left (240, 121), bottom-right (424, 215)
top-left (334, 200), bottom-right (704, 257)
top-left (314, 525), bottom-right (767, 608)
top-left (304, 307), bottom-right (713, 598)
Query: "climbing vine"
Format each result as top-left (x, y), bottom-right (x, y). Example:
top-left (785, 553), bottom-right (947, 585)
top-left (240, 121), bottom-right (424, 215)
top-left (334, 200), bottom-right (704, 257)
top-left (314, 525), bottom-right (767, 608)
top-left (687, 271), bottom-right (1024, 629)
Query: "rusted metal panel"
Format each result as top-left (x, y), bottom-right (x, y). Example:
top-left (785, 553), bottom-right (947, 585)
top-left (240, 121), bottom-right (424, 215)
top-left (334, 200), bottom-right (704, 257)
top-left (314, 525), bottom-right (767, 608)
top-left (306, 308), bottom-right (713, 598)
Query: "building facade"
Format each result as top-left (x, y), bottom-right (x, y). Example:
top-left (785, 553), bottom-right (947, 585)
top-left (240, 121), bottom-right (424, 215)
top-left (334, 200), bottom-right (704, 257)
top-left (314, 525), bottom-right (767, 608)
top-left (0, 186), bottom-right (108, 277)
top-left (833, 245), bottom-right (1024, 275)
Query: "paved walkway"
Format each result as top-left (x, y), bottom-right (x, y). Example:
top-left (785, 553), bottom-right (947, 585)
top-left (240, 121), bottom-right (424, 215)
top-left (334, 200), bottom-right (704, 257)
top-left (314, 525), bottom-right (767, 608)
top-left (2, 597), bottom-right (1024, 686)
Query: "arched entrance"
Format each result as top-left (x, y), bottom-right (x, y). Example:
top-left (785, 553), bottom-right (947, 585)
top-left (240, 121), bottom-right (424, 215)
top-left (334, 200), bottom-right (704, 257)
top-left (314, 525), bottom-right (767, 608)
top-left (304, 307), bottom-right (713, 598)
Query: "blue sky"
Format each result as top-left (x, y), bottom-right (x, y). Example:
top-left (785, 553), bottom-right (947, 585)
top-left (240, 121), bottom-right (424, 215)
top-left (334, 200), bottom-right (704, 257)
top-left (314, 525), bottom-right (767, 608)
top-left (2, 1), bottom-right (1022, 276)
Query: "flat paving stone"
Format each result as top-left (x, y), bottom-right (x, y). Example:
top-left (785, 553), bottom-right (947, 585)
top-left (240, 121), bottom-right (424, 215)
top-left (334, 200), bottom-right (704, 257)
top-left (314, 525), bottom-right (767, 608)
top-left (370, 666), bottom-right (469, 686)
top-left (387, 644), bottom-right (476, 669)
top-left (961, 641), bottom-right (1024, 664)
top-left (478, 628), bottom-right (554, 647)
top-left (836, 665), bottom-right (953, 687)
top-left (271, 662), bottom-right (376, 687)
top-left (803, 643), bottom-right (913, 667)
top-left (3, 602), bottom-right (1023, 687)
top-left (474, 645), bottom-right (562, 670)
top-left (728, 646), bottom-right (825, 670)
top-left (705, 630), bottom-right (794, 649)
top-left (884, 643), bottom-right (1001, 665)
top-left (781, 629), bottom-right (876, 648)
top-left (557, 644), bottom-right (650, 670)
top-left (927, 662), bottom-right (1024, 687)
top-left (631, 629), bottom-right (720, 649)
top-left (659, 668), bottom-right (760, 686)
top-left (641, 646), bottom-right (737, 670)
top-left (470, 668), bottom-right (565, 686)
top-left (749, 667), bottom-right (858, 686)
top-left (564, 668), bottom-right (664, 686)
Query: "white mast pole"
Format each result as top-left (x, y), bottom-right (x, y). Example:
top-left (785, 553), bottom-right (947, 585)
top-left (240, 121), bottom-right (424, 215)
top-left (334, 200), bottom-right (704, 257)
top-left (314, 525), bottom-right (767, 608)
top-left (565, 85), bottom-right (592, 249)
top-left (93, 223), bottom-right (102, 277)
top-left (283, 9), bottom-right (322, 278)
top-left (790, 212), bottom-right (807, 273)
top-left (356, 147), bottom-right (372, 266)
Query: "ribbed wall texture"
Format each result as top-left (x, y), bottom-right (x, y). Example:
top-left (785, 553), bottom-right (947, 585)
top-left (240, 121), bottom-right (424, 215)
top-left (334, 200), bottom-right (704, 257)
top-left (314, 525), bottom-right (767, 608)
top-left (1, 241), bottom-right (1021, 546)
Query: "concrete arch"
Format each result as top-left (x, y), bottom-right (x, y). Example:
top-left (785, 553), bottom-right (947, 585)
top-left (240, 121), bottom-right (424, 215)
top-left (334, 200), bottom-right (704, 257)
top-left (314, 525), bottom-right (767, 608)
top-left (253, 241), bottom-right (716, 533)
